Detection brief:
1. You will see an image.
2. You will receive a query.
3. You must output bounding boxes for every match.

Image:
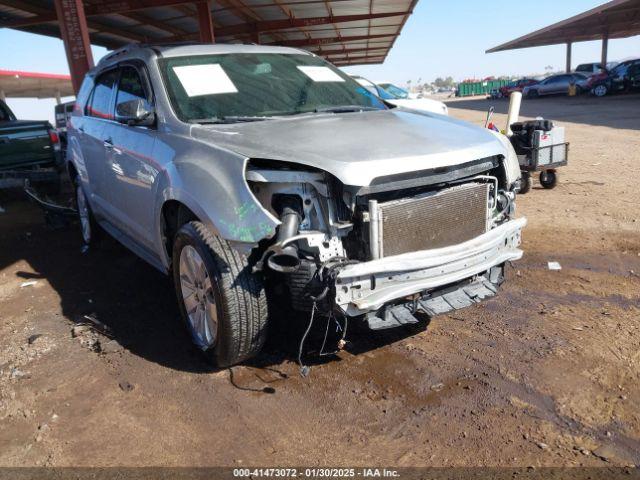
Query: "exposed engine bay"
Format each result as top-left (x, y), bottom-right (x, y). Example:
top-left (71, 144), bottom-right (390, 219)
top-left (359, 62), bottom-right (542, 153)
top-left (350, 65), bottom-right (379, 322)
top-left (246, 156), bottom-right (525, 330)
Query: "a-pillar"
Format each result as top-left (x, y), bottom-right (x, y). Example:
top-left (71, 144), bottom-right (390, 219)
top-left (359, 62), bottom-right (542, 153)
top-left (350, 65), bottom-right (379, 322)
top-left (53, 0), bottom-right (94, 94)
top-left (196, 1), bottom-right (215, 43)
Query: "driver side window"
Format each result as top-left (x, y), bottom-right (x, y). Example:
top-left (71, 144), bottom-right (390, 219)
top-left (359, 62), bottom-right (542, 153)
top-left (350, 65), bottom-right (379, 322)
top-left (115, 66), bottom-right (148, 111)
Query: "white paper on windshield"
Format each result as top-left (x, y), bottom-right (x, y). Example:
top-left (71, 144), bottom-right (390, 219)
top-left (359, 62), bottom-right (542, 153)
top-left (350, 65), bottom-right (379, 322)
top-left (173, 64), bottom-right (238, 97)
top-left (297, 66), bottom-right (345, 82)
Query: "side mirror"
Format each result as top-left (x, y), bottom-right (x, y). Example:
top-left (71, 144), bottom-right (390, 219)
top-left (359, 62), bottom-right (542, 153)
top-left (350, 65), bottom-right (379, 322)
top-left (115, 98), bottom-right (155, 127)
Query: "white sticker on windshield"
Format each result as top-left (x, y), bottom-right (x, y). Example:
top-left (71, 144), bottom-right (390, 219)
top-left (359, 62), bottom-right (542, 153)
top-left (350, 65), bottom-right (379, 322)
top-left (297, 66), bottom-right (345, 82)
top-left (172, 64), bottom-right (238, 97)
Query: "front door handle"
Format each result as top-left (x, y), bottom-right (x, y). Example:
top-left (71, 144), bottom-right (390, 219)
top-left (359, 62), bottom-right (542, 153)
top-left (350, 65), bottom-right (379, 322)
top-left (77, 126), bottom-right (85, 133)
top-left (103, 137), bottom-right (114, 148)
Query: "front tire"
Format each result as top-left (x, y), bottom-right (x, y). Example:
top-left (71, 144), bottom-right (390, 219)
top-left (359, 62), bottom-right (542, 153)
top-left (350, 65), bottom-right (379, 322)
top-left (172, 221), bottom-right (268, 367)
top-left (527, 89), bottom-right (539, 99)
top-left (593, 84), bottom-right (608, 97)
top-left (519, 172), bottom-right (532, 194)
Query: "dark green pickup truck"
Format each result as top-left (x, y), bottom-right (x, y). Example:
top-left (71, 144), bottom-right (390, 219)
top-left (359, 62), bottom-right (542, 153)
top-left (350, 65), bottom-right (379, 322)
top-left (0, 98), bottom-right (62, 190)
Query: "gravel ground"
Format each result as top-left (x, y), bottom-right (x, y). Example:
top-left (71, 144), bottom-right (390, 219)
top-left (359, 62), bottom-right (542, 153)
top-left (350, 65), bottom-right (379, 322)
top-left (0, 94), bottom-right (638, 468)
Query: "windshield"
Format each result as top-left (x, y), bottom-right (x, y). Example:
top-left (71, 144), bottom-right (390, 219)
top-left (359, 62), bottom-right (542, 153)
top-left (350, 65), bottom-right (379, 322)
top-left (159, 53), bottom-right (386, 122)
top-left (378, 83), bottom-right (409, 99)
top-left (611, 61), bottom-right (636, 76)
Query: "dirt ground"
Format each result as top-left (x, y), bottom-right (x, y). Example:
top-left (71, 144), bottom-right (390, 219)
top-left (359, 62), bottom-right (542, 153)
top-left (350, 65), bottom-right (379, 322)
top-left (0, 94), bottom-right (638, 469)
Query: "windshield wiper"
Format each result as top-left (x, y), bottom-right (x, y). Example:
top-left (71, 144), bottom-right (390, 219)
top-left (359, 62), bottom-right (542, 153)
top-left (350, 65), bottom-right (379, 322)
top-left (314, 105), bottom-right (381, 114)
top-left (190, 116), bottom-right (273, 124)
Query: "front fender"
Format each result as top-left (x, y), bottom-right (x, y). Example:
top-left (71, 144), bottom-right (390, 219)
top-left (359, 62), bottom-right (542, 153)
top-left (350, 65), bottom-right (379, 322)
top-left (152, 136), bottom-right (278, 268)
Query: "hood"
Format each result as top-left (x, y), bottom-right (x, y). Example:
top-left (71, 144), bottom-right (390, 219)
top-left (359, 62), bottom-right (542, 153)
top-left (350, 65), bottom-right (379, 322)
top-left (387, 98), bottom-right (448, 115)
top-left (191, 109), bottom-right (506, 186)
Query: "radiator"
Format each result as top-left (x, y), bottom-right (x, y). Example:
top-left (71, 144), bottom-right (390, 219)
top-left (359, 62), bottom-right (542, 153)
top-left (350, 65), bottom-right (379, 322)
top-left (370, 182), bottom-right (490, 258)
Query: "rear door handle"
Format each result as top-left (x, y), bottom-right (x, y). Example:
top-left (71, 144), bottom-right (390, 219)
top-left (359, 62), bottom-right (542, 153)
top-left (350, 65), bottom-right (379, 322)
top-left (103, 137), bottom-right (114, 148)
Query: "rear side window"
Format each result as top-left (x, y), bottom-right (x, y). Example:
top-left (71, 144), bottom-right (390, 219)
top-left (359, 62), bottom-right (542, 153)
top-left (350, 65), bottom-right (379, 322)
top-left (87, 69), bottom-right (119, 119)
top-left (116, 66), bottom-right (147, 109)
top-left (629, 64), bottom-right (640, 76)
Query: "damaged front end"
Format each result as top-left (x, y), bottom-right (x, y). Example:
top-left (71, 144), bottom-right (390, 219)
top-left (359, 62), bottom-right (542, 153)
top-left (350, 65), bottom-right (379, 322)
top-left (247, 156), bottom-right (525, 329)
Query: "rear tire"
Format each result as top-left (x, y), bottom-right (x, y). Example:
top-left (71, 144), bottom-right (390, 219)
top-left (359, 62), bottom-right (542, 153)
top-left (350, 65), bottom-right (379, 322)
top-left (172, 221), bottom-right (268, 367)
top-left (74, 180), bottom-right (101, 246)
top-left (539, 170), bottom-right (558, 189)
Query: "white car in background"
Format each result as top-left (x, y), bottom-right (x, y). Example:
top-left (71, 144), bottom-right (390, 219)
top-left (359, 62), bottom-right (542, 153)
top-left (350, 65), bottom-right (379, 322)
top-left (352, 76), bottom-right (448, 115)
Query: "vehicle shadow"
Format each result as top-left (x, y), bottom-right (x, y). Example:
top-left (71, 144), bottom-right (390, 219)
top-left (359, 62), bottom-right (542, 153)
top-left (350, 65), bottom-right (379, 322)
top-left (445, 93), bottom-right (640, 131)
top-left (0, 191), bottom-right (431, 375)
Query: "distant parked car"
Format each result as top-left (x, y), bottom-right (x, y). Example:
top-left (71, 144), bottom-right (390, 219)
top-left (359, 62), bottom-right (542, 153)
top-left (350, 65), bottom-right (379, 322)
top-left (376, 82), bottom-right (409, 98)
top-left (352, 76), bottom-right (448, 115)
top-left (575, 62), bottom-right (618, 75)
top-left (493, 78), bottom-right (540, 98)
top-left (587, 58), bottom-right (640, 96)
top-left (627, 63), bottom-right (640, 90)
top-left (523, 73), bottom-right (589, 98)
top-left (54, 100), bottom-right (75, 156)
top-left (575, 63), bottom-right (606, 75)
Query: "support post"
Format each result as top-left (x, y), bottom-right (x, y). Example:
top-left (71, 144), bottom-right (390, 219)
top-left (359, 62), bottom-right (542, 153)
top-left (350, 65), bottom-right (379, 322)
top-left (55, 90), bottom-right (62, 104)
top-left (601, 34), bottom-right (609, 68)
top-left (196, 1), bottom-right (214, 43)
top-left (0, 89), bottom-right (5, 102)
top-left (54, 0), bottom-right (94, 94)
top-left (565, 42), bottom-right (572, 73)
top-left (252, 30), bottom-right (260, 44)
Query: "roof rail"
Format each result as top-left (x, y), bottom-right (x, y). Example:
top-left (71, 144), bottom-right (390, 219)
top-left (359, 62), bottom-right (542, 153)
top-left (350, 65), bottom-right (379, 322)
top-left (97, 41), bottom-right (203, 65)
top-left (97, 44), bottom-right (138, 65)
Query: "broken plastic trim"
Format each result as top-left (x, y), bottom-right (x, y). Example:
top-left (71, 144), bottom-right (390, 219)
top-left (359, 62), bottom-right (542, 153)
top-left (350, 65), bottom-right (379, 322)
top-left (334, 217), bottom-right (526, 315)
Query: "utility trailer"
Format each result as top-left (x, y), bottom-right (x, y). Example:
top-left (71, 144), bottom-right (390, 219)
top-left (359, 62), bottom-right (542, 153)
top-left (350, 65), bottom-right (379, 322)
top-left (509, 119), bottom-right (569, 194)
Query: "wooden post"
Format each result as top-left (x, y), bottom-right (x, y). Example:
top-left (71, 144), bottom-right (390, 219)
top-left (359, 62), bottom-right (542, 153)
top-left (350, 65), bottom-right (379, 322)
top-left (566, 42), bottom-right (572, 73)
top-left (196, 1), bottom-right (214, 43)
top-left (54, 0), bottom-right (94, 94)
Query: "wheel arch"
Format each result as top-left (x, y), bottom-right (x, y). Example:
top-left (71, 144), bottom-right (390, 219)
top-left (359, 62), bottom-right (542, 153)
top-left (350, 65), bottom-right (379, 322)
top-left (67, 160), bottom-right (78, 182)
top-left (160, 198), bottom-right (200, 266)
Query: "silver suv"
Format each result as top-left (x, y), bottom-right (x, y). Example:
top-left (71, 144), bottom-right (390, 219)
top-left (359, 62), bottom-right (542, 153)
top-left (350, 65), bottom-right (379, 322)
top-left (68, 43), bottom-right (526, 367)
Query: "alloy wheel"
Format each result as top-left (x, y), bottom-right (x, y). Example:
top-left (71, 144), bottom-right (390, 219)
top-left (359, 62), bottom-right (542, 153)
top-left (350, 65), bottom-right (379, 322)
top-left (76, 185), bottom-right (91, 244)
top-left (179, 245), bottom-right (218, 349)
top-left (594, 85), bottom-right (607, 97)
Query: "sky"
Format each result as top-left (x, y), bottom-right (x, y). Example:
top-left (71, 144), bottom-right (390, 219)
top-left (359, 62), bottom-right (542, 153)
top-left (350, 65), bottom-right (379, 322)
top-left (1, 0), bottom-right (638, 123)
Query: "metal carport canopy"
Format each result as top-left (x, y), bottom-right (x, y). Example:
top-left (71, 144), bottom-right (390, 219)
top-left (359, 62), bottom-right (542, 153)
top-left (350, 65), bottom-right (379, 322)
top-left (0, 69), bottom-right (73, 102)
top-left (0, 0), bottom-right (418, 68)
top-left (486, 0), bottom-right (640, 71)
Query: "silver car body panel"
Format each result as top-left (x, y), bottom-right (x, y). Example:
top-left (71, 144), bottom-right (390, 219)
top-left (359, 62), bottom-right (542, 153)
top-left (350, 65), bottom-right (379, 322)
top-left (191, 110), bottom-right (513, 187)
top-left (335, 217), bottom-right (526, 315)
